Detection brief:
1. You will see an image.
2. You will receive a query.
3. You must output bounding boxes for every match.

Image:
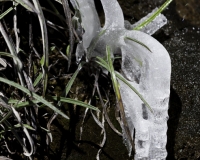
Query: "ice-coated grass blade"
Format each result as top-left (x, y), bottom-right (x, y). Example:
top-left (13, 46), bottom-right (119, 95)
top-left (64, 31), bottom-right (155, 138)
top-left (0, 3), bottom-right (19, 20)
top-left (133, 0), bottom-right (172, 30)
top-left (96, 55), bottom-right (152, 112)
top-left (116, 72), bottom-right (153, 112)
top-left (106, 45), bottom-right (134, 149)
top-left (106, 46), bottom-right (120, 99)
top-left (124, 36), bottom-right (152, 52)
top-left (63, 62), bottom-right (84, 96)
top-left (32, 0), bottom-right (49, 97)
top-left (50, 96), bottom-right (100, 112)
top-left (0, 77), bottom-right (69, 119)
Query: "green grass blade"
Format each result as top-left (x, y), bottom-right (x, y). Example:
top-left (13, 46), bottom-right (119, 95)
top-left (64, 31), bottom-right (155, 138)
top-left (133, 0), bottom-right (173, 30)
top-left (0, 3), bottom-right (19, 20)
top-left (64, 63), bottom-right (83, 96)
top-left (33, 72), bottom-right (43, 87)
top-left (0, 77), bottom-right (69, 119)
top-left (96, 56), bottom-right (109, 69)
top-left (96, 54), bottom-right (152, 112)
top-left (14, 123), bottom-right (35, 131)
top-left (32, 0), bottom-right (49, 96)
top-left (125, 36), bottom-right (152, 52)
top-left (106, 46), bottom-right (134, 149)
top-left (51, 96), bottom-right (100, 112)
top-left (8, 99), bottom-right (40, 108)
top-left (106, 46), bottom-right (120, 99)
top-left (66, 45), bottom-right (70, 56)
top-left (116, 72), bottom-right (152, 112)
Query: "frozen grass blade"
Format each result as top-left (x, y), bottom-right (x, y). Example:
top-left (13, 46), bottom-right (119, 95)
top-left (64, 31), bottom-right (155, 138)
top-left (0, 77), bottom-right (69, 119)
top-left (116, 72), bottom-right (153, 112)
top-left (106, 46), bottom-right (120, 100)
top-left (96, 55), bottom-right (152, 112)
top-left (133, 0), bottom-right (172, 30)
top-left (124, 36), bottom-right (152, 52)
top-left (32, 0), bottom-right (49, 96)
top-left (106, 45), bottom-right (134, 150)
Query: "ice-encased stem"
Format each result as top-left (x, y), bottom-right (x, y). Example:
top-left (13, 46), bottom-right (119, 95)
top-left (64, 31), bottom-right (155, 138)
top-left (131, 8), bottom-right (167, 35)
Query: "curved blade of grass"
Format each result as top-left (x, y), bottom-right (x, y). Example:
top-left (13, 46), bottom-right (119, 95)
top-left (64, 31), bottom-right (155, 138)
top-left (133, 0), bottom-right (172, 30)
top-left (0, 77), bottom-right (69, 119)
top-left (124, 36), bottom-right (152, 52)
top-left (51, 96), bottom-right (100, 112)
top-left (64, 62), bottom-right (84, 96)
top-left (96, 57), bottom-right (109, 69)
top-left (32, 0), bottom-right (49, 96)
top-left (0, 3), bottom-right (19, 20)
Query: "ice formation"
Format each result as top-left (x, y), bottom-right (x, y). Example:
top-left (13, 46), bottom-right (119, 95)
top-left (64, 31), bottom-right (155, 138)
top-left (70, 0), bottom-right (171, 159)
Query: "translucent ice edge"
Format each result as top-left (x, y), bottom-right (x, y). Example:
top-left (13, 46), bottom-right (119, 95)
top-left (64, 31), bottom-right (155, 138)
top-left (126, 8), bottom-right (168, 35)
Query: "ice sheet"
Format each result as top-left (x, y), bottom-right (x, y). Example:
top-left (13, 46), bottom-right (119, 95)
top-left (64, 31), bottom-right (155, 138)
top-left (70, 0), bottom-right (171, 159)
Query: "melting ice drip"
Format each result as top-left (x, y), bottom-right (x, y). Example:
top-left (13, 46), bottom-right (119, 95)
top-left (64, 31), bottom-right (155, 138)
top-left (70, 0), bottom-right (171, 159)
